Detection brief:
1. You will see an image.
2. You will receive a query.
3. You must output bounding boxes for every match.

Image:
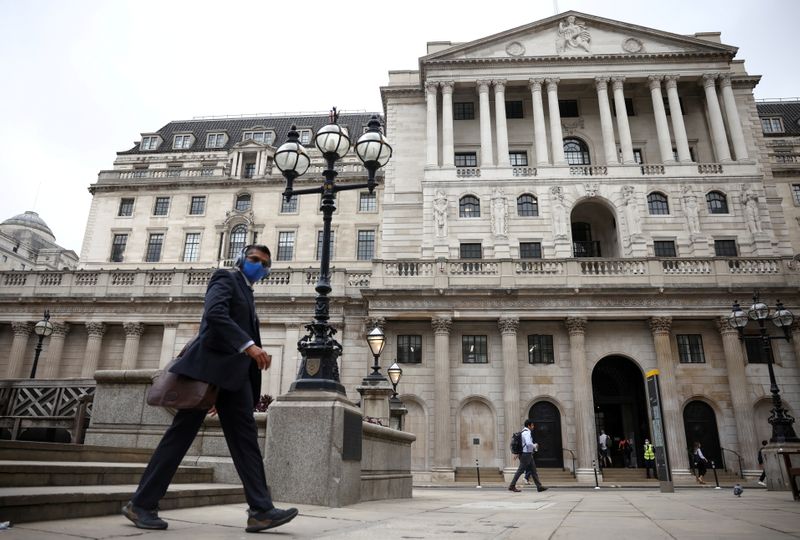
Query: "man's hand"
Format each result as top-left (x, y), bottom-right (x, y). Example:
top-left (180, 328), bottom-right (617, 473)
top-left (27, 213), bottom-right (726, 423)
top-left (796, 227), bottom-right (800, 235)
top-left (245, 344), bottom-right (272, 370)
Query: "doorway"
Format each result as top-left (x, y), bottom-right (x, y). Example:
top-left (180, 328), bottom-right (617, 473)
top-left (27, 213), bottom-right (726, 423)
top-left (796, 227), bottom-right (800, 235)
top-left (528, 401), bottom-right (563, 468)
top-left (683, 400), bottom-right (724, 468)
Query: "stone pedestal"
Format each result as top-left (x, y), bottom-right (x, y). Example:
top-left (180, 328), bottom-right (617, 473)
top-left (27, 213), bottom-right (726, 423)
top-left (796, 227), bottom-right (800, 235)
top-left (357, 379), bottom-right (393, 427)
top-left (763, 442), bottom-right (800, 492)
top-left (264, 390), bottom-right (363, 507)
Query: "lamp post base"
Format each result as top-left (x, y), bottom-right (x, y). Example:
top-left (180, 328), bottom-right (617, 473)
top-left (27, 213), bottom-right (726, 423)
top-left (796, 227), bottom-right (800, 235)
top-left (289, 378), bottom-right (345, 394)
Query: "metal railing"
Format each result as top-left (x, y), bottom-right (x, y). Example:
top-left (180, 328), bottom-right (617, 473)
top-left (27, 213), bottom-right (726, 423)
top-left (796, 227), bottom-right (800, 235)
top-left (721, 447), bottom-right (745, 479)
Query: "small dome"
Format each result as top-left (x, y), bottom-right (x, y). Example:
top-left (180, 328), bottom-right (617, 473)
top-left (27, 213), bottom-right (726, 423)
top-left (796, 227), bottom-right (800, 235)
top-left (1, 211), bottom-right (56, 241)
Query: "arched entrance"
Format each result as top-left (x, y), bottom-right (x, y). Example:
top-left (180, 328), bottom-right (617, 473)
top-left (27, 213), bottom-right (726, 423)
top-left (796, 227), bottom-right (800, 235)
top-left (592, 356), bottom-right (650, 467)
top-left (528, 401), bottom-right (563, 468)
top-left (571, 200), bottom-right (620, 258)
top-left (683, 400), bottom-right (723, 468)
top-left (458, 400), bottom-right (496, 467)
top-left (404, 399), bottom-right (427, 471)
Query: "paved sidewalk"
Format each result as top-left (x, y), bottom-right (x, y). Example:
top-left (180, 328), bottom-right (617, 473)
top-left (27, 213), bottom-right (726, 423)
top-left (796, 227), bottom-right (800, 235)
top-left (5, 487), bottom-right (800, 539)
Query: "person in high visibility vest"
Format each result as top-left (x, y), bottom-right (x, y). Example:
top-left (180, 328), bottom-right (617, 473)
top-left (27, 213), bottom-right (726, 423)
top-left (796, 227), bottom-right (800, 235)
top-left (643, 439), bottom-right (656, 479)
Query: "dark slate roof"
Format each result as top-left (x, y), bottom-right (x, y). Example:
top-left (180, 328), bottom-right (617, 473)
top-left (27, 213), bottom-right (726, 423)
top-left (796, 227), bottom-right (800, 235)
top-left (757, 101), bottom-right (800, 136)
top-left (121, 112), bottom-right (382, 155)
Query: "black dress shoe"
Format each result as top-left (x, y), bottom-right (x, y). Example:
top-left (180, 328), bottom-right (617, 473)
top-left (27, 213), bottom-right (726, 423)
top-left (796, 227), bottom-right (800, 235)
top-left (122, 501), bottom-right (168, 530)
top-left (246, 507), bottom-right (299, 533)
top-left (537, 486), bottom-right (549, 492)
top-left (508, 485), bottom-right (521, 492)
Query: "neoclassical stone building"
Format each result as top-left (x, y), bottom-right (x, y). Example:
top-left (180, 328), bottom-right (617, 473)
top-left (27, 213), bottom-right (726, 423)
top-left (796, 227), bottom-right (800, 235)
top-left (1, 11), bottom-right (799, 484)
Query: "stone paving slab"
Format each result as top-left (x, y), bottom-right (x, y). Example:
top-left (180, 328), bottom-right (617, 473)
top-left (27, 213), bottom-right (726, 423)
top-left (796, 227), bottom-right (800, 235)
top-left (4, 487), bottom-right (800, 539)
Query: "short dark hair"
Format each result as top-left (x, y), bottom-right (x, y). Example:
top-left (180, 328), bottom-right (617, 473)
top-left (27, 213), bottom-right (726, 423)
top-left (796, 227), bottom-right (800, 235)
top-left (762, 440), bottom-right (768, 446)
top-left (524, 418), bottom-right (534, 427)
top-left (245, 244), bottom-right (271, 258)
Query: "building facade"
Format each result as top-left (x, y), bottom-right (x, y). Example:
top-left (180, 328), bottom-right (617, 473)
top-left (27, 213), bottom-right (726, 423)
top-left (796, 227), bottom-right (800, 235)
top-left (1, 11), bottom-right (799, 483)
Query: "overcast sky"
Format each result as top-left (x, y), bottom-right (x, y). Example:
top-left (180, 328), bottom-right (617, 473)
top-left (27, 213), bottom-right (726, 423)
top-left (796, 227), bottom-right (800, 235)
top-left (1, 0), bottom-right (797, 253)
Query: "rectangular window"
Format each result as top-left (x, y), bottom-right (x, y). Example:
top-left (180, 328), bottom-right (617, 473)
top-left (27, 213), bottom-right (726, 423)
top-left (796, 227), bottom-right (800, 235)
top-left (453, 102), bottom-right (475, 120)
top-left (509, 151), bottom-right (528, 166)
top-left (714, 239), bottom-right (738, 257)
top-left (528, 335), bottom-right (554, 364)
top-left (183, 233), bottom-right (201, 262)
top-left (460, 243), bottom-right (482, 259)
top-left (141, 136), bottom-right (159, 150)
top-left (397, 335), bottom-right (422, 364)
top-left (761, 117), bottom-right (784, 134)
top-left (110, 234), bottom-right (128, 262)
top-left (357, 230), bottom-right (375, 260)
top-left (243, 131), bottom-right (274, 144)
top-left (316, 230), bottom-right (335, 260)
top-left (653, 240), bottom-right (677, 257)
top-left (505, 100), bottom-right (524, 119)
top-left (299, 129), bottom-right (312, 144)
top-left (173, 134), bottom-right (192, 149)
top-left (454, 152), bottom-right (477, 167)
top-left (189, 196), bottom-right (206, 215)
top-left (677, 334), bottom-right (705, 363)
top-left (277, 231), bottom-right (295, 261)
top-left (520, 242), bottom-right (542, 259)
top-left (118, 198), bottom-right (135, 217)
top-left (559, 99), bottom-right (579, 117)
top-left (462, 335), bottom-right (488, 364)
top-left (145, 233), bottom-right (164, 263)
top-left (792, 184), bottom-right (800, 205)
top-left (744, 336), bottom-right (772, 364)
top-left (206, 133), bottom-right (225, 148)
top-left (611, 97), bottom-right (636, 116)
top-left (243, 163), bottom-right (256, 178)
top-left (153, 197), bottom-right (170, 216)
top-left (672, 146), bottom-right (697, 162)
top-left (281, 195), bottom-right (298, 213)
top-left (633, 148), bottom-right (643, 164)
top-left (166, 166), bottom-right (182, 177)
top-left (359, 192), bottom-right (377, 212)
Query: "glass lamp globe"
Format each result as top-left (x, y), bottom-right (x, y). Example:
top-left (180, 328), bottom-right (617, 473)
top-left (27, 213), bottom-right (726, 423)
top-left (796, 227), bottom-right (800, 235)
top-left (728, 302), bottom-right (749, 329)
top-left (355, 116), bottom-right (392, 169)
top-left (314, 123), bottom-right (351, 159)
top-left (274, 126), bottom-right (310, 176)
top-left (772, 301), bottom-right (794, 328)
top-left (748, 301), bottom-right (770, 321)
top-left (387, 362), bottom-right (403, 386)
top-left (34, 319), bottom-right (54, 337)
top-left (366, 326), bottom-right (386, 357)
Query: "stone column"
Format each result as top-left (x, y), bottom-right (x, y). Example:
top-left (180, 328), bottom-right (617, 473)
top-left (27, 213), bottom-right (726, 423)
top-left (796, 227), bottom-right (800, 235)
top-left (6, 322), bottom-right (33, 378)
top-left (528, 78), bottom-right (550, 165)
top-left (719, 75), bottom-right (749, 161)
top-left (499, 317), bottom-right (520, 471)
top-left (432, 316), bottom-right (453, 481)
top-left (81, 322), bottom-right (106, 378)
top-left (649, 317), bottom-right (689, 476)
top-left (493, 79), bottom-right (510, 167)
top-left (477, 80), bottom-right (494, 167)
top-left (425, 81), bottom-right (439, 167)
top-left (717, 317), bottom-right (759, 469)
top-left (159, 322), bottom-right (178, 368)
top-left (665, 76), bottom-right (692, 162)
top-left (566, 317), bottom-right (595, 481)
top-left (121, 322), bottom-right (145, 370)
top-left (594, 77), bottom-right (618, 165)
top-left (42, 322), bottom-right (70, 378)
top-left (701, 73), bottom-right (732, 163)
top-left (441, 81), bottom-right (455, 167)
top-left (546, 78), bottom-right (566, 165)
top-left (648, 75), bottom-right (675, 164)
top-left (611, 77), bottom-right (635, 164)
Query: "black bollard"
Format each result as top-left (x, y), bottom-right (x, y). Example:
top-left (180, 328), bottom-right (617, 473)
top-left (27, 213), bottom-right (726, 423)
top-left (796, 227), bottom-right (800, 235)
top-left (593, 459), bottom-right (600, 489)
top-left (475, 458), bottom-right (481, 489)
top-left (711, 460), bottom-right (721, 489)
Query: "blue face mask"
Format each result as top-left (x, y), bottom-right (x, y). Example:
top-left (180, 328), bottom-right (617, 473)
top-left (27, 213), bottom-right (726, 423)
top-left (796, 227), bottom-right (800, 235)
top-left (241, 260), bottom-right (271, 282)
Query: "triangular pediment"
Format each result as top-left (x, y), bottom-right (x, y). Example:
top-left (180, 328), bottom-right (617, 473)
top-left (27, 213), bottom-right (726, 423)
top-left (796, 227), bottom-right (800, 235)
top-left (422, 11), bottom-right (736, 63)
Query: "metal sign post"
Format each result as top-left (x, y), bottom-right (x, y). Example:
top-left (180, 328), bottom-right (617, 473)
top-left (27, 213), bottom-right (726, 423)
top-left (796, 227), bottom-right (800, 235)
top-left (646, 369), bottom-right (674, 493)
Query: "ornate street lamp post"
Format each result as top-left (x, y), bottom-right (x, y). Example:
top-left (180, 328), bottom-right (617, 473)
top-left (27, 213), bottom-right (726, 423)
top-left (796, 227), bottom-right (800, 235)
top-left (275, 109), bottom-right (391, 394)
top-left (366, 326), bottom-right (388, 381)
top-left (728, 292), bottom-right (797, 443)
top-left (387, 361), bottom-right (403, 398)
top-left (30, 310), bottom-right (54, 378)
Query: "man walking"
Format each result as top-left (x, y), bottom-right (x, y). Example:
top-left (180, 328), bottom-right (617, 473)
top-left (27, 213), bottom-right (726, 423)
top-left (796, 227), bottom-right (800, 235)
top-left (598, 430), bottom-right (611, 467)
top-left (123, 245), bottom-right (298, 533)
top-left (509, 419), bottom-right (548, 493)
top-left (758, 439), bottom-right (768, 486)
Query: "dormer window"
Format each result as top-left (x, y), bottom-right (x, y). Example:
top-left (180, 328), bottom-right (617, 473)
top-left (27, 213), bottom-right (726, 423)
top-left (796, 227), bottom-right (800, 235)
top-left (173, 134), bottom-right (193, 149)
top-left (243, 131), bottom-right (275, 145)
top-left (298, 129), bottom-right (312, 145)
top-left (761, 117), bottom-right (784, 134)
top-left (206, 133), bottom-right (226, 148)
top-left (141, 136), bottom-right (160, 151)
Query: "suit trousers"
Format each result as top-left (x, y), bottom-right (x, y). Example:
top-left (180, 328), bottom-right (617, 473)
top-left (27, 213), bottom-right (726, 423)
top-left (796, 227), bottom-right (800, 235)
top-left (511, 453), bottom-right (542, 488)
top-left (132, 381), bottom-right (273, 512)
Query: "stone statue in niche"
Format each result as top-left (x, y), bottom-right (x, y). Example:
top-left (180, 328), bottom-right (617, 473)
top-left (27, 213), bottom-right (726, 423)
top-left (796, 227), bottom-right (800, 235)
top-left (622, 185), bottom-right (642, 236)
top-left (433, 190), bottom-right (448, 237)
top-left (556, 15), bottom-right (591, 54)
top-left (550, 186), bottom-right (568, 239)
top-left (681, 184), bottom-right (701, 235)
top-left (741, 184), bottom-right (762, 234)
top-left (491, 188), bottom-right (508, 237)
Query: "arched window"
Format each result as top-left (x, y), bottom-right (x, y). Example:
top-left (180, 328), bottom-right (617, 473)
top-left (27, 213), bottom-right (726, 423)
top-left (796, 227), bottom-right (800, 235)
top-left (563, 138), bottom-right (590, 165)
top-left (235, 193), bottom-right (251, 212)
top-left (459, 195), bottom-right (480, 217)
top-left (517, 194), bottom-right (539, 217)
top-left (706, 191), bottom-right (728, 214)
top-left (228, 224), bottom-right (247, 258)
top-left (647, 192), bottom-right (670, 215)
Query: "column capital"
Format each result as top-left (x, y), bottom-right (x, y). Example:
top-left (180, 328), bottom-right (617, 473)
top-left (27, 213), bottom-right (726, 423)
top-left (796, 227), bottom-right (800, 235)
top-left (86, 322), bottom-right (107, 338)
top-left (11, 321), bottom-right (33, 337)
top-left (498, 317), bottom-right (519, 335)
top-left (440, 81), bottom-right (454, 94)
top-left (528, 77), bottom-right (544, 90)
top-left (701, 73), bottom-right (720, 88)
top-left (51, 321), bottom-right (70, 338)
top-left (664, 75), bottom-right (680, 89)
top-left (716, 316), bottom-right (739, 336)
top-left (425, 81), bottom-right (439, 94)
top-left (545, 77), bottom-right (560, 90)
top-left (718, 74), bottom-right (733, 88)
top-left (647, 75), bottom-right (664, 89)
top-left (565, 317), bottom-right (587, 336)
top-left (492, 79), bottom-right (507, 92)
top-left (476, 79), bottom-right (492, 93)
top-left (611, 76), bottom-right (626, 90)
top-left (431, 317), bottom-right (452, 335)
top-left (594, 76), bottom-right (610, 90)
top-left (123, 322), bottom-right (145, 338)
top-left (649, 316), bottom-right (672, 335)
top-left (365, 316), bottom-right (386, 332)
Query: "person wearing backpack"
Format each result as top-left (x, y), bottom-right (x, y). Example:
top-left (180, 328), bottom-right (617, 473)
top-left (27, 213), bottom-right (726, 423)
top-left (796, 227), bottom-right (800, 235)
top-left (509, 419), bottom-right (548, 493)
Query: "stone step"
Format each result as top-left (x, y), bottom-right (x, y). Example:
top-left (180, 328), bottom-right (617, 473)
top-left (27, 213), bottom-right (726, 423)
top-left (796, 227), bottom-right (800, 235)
top-left (0, 483), bottom-right (245, 524)
top-left (0, 461), bottom-right (213, 487)
top-left (0, 440), bottom-right (153, 463)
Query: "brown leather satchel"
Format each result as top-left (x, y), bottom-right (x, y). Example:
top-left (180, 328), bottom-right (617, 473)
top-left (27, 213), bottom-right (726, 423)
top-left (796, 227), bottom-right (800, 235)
top-left (146, 337), bottom-right (218, 410)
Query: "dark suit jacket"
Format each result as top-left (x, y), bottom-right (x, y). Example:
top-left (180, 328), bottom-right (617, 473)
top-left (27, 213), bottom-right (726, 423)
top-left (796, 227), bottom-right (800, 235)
top-left (170, 269), bottom-right (261, 404)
